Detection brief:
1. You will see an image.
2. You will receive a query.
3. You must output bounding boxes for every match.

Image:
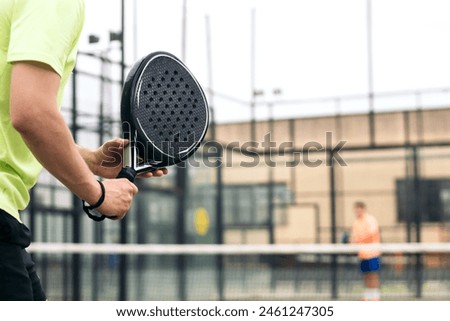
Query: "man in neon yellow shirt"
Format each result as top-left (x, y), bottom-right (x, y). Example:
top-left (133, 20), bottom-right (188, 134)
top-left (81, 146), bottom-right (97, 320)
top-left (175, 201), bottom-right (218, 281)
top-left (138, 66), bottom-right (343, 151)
top-left (0, 0), bottom-right (167, 300)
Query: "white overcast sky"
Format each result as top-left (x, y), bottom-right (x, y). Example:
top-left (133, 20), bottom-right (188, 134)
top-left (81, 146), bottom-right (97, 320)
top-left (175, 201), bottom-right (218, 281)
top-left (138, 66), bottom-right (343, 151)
top-left (76, 0), bottom-right (450, 123)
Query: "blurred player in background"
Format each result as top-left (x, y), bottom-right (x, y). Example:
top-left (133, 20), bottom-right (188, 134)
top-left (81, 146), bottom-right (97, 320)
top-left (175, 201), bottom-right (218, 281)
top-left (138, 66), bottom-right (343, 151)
top-left (351, 201), bottom-right (381, 301)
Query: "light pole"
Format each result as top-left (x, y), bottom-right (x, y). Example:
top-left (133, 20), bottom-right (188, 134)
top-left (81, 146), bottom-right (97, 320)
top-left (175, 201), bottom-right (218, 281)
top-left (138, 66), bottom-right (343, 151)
top-left (89, 2), bottom-right (126, 299)
top-left (176, 0), bottom-right (188, 301)
top-left (87, 31), bottom-right (122, 300)
top-left (267, 89), bottom-right (282, 244)
top-left (250, 89), bottom-right (264, 143)
top-left (267, 89), bottom-right (281, 291)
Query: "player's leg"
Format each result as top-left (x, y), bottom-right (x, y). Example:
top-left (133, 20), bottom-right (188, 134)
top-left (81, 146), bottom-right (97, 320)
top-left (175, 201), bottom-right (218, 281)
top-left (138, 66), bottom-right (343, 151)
top-left (0, 210), bottom-right (34, 300)
top-left (361, 257), bottom-right (381, 300)
top-left (363, 272), bottom-right (380, 300)
top-left (22, 249), bottom-right (47, 300)
top-left (0, 244), bottom-right (34, 300)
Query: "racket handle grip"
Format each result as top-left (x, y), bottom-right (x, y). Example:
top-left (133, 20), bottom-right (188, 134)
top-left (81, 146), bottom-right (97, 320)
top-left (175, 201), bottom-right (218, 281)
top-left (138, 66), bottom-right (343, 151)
top-left (99, 167), bottom-right (137, 221)
top-left (85, 168), bottom-right (137, 222)
top-left (117, 167), bottom-right (137, 182)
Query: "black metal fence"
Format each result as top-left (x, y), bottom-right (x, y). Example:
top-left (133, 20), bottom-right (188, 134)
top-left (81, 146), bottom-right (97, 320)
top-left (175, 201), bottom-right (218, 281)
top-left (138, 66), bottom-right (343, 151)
top-left (20, 44), bottom-right (450, 300)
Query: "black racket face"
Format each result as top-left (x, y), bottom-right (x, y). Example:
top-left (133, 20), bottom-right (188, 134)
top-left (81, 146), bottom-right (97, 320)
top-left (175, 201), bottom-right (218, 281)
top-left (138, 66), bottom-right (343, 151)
top-left (130, 52), bottom-right (209, 165)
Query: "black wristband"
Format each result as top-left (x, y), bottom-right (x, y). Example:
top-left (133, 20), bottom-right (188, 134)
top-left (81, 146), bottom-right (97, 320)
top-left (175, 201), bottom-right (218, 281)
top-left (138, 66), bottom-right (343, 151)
top-left (82, 180), bottom-right (106, 222)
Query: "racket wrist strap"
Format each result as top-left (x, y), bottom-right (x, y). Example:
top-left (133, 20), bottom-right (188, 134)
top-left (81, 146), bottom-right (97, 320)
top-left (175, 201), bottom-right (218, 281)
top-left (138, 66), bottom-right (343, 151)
top-left (82, 180), bottom-right (106, 222)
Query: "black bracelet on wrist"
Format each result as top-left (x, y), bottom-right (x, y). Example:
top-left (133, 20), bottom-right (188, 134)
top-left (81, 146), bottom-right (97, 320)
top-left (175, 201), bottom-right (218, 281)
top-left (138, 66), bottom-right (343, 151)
top-left (82, 180), bottom-right (106, 222)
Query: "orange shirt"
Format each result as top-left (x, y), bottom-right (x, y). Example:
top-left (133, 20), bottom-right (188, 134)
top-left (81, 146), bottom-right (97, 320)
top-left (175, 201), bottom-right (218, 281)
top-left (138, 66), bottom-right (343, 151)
top-left (351, 213), bottom-right (381, 259)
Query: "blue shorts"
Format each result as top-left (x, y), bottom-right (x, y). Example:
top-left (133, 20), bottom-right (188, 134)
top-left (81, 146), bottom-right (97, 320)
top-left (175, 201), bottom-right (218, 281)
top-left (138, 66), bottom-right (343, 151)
top-left (360, 257), bottom-right (381, 273)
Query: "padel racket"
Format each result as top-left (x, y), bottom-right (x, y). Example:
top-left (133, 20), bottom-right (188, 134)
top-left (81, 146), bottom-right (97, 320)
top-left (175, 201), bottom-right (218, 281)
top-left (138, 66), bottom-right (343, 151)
top-left (84, 51), bottom-right (209, 221)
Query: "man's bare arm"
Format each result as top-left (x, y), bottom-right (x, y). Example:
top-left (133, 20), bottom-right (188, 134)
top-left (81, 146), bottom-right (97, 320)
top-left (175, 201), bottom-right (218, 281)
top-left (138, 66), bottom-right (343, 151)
top-left (10, 61), bottom-right (137, 218)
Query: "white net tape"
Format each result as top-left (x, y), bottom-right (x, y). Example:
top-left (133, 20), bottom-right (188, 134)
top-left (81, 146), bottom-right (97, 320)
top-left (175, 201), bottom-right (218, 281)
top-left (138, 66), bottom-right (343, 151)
top-left (28, 242), bottom-right (450, 255)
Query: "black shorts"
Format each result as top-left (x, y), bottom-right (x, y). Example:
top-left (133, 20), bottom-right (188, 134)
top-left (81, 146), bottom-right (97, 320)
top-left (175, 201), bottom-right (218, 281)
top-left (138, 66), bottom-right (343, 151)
top-left (0, 209), bottom-right (46, 301)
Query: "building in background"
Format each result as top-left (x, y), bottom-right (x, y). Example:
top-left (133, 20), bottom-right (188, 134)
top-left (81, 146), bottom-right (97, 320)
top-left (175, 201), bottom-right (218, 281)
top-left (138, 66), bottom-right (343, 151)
top-left (214, 107), bottom-right (450, 245)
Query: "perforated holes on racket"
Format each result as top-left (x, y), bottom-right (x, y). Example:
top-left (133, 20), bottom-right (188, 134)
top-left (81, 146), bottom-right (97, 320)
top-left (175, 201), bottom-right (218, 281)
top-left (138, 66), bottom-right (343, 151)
top-left (134, 55), bottom-right (207, 158)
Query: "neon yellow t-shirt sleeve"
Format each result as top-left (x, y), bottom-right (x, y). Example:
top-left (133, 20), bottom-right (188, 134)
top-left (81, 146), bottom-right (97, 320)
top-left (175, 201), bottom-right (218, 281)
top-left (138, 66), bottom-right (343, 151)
top-left (7, 0), bottom-right (84, 77)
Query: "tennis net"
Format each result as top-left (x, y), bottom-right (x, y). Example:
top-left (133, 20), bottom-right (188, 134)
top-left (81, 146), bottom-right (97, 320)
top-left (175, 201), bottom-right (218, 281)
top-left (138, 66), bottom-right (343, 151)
top-left (28, 242), bottom-right (450, 301)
